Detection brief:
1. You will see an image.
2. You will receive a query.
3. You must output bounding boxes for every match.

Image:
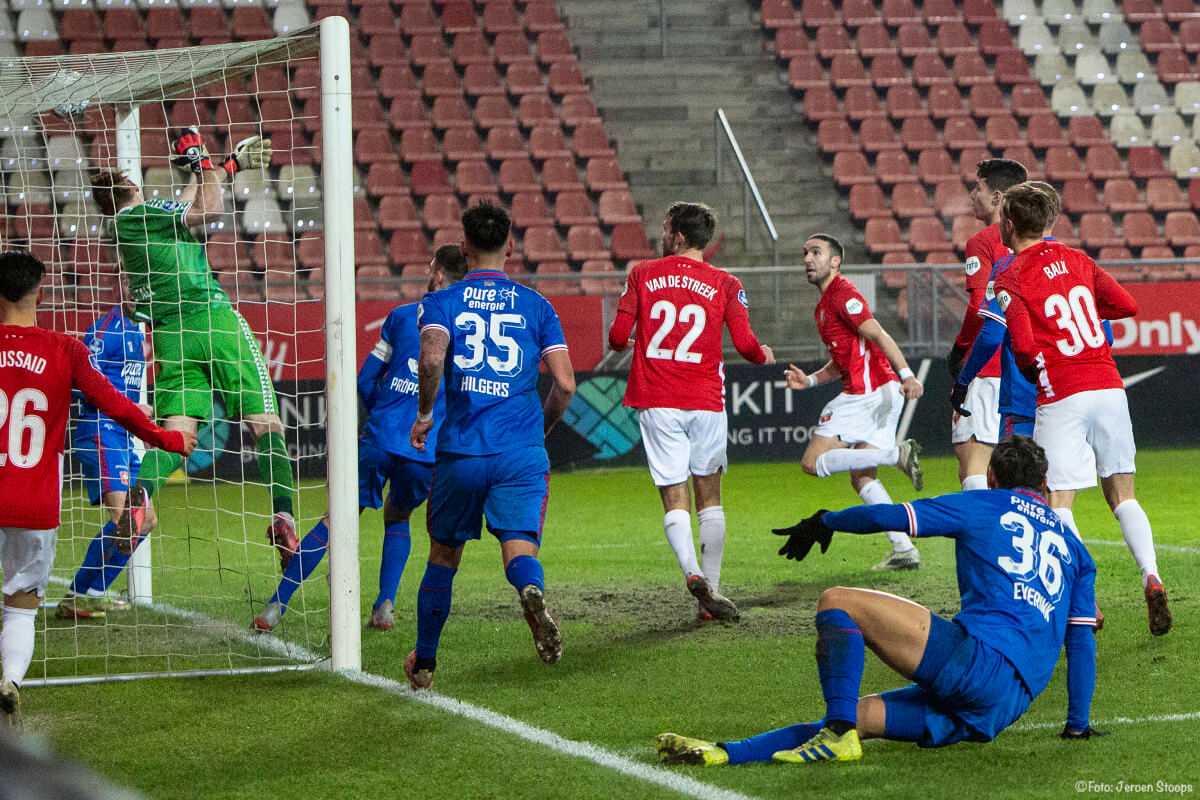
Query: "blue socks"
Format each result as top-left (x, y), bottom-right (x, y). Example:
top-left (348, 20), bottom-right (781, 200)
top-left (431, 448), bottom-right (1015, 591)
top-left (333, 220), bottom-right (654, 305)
top-left (270, 521), bottom-right (330, 610)
top-left (815, 608), bottom-right (865, 728)
top-left (68, 521), bottom-right (115, 595)
top-left (504, 554), bottom-right (544, 593)
top-left (374, 521), bottom-right (412, 610)
top-left (415, 562), bottom-right (457, 659)
top-left (721, 721), bottom-right (825, 765)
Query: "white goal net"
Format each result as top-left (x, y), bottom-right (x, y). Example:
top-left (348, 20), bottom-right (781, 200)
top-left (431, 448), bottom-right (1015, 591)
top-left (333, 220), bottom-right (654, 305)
top-left (1, 17), bottom-right (360, 685)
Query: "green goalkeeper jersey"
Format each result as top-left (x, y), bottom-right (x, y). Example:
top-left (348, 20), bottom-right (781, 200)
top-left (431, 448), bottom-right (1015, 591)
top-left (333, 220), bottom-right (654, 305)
top-left (114, 199), bottom-right (232, 325)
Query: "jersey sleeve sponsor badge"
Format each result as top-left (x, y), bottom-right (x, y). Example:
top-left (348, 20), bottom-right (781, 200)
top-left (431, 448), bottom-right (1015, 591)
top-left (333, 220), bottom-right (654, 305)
top-left (965, 255), bottom-right (981, 277)
top-left (996, 290), bottom-right (1011, 312)
top-left (738, 289), bottom-right (748, 308)
top-left (985, 282), bottom-right (995, 301)
top-left (845, 297), bottom-right (864, 315)
top-left (88, 338), bottom-right (104, 356)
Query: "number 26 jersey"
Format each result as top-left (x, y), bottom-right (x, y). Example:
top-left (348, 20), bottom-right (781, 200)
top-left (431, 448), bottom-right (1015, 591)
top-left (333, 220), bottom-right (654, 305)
top-left (418, 269), bottom-right (569, 456)
top-left (611, 255), bottom-right (766, 412)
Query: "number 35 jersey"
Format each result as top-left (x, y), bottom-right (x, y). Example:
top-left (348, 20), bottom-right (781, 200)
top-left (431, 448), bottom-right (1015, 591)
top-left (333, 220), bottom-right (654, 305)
top-left (418, 270), bottom-right (568, 456)
top-left (902, 488), bottom-right (1097, 697)
top-left (611, 255), bottom-right (766, 412)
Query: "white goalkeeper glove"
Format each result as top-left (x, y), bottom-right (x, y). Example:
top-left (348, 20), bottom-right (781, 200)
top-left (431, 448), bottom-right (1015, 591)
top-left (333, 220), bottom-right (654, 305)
top-left (223, 135), bottom-right (273, 177)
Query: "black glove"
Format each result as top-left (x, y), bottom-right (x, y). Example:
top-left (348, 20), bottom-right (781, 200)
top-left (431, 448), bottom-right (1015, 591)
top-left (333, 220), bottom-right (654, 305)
top-left (773, 511), bottom-right (834, 562)
top-left (949, 382), bottom-right (971, 416)
top-left (171, 126), bottom-right (213, 174)
top-left (947, 344), bottom-right (967, 382)
top-left (1060, 724), bottom-right (1109, 740)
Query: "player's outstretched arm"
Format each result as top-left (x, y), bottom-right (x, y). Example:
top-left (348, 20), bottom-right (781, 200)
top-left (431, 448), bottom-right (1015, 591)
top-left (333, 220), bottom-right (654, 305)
top-left (784, 360), bottom-right (835, 390)
top-left (356, 350), bottom-right (388, 412)
top-left (411, 327), bottom-right (449, 451)
top-left (857, 319), bottom-right (922, 399)
top-left (1091, 264), bottom-right (1138, 321)
top-left (607, 308), bottom-right (635, 352)
top-left (953, 317), bottom-right (1007, 415)
top-left (723, 282), bottom-right (769, 364)
top-left (996, 291), bottom-right (1040, 383)
top-left (542, 348), bottom-right (576, 436)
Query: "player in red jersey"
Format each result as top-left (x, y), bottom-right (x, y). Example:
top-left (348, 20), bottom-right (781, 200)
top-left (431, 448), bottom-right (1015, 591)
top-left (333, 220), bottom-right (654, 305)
top-left (0, 251), bottom-right (196, 726)
top-left (608, 202), bottom-right (774, 621)
top-left (992, 183), bottom-right (1170, 636)
top-left (783, 235), bottom-right (924, 571)
top-left (948, 159), bottom-right (1027, 493)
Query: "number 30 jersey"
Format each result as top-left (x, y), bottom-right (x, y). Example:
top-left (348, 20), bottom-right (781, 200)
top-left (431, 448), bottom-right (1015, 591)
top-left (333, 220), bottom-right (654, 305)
top-left (609, 255), bottom-right (767, 412)
top-left (993, 240), bottom-right (1138, 404)
top-left (418, 270), bottom-right (568, 456)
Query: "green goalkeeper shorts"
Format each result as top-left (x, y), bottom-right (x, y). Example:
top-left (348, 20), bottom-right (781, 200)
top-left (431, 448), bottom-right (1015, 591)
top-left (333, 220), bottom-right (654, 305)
top-left (152, 307), bottom-right (279, 420)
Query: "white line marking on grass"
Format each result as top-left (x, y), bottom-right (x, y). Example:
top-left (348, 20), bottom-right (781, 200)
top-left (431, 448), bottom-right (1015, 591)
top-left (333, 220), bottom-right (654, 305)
top-left (1084, 538), bottom-right (1200, 555)
top-left (1012, 710), bottom-right (1200, 732)
top-left (42, 577), bottom-right (759, 800)
top-left (345, 670), bottom-right (760, 800)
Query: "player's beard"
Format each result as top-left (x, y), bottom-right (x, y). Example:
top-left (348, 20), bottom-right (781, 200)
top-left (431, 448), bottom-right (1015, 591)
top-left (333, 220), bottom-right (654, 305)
top-left (805, 263), bottom-right (830, 286)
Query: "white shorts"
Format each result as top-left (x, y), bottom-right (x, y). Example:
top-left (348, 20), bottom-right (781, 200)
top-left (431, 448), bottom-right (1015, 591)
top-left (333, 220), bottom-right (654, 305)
top-left (951, 376), bottom-right (1000, 446)
top-left (637, 407), bottom-right (728, 487)
top-left (0, 526), bottom-right (58, 597)
top-left (814, 382), bottom-right (903, 450)
top-left (1034, 388), bottom-right (1136, 491)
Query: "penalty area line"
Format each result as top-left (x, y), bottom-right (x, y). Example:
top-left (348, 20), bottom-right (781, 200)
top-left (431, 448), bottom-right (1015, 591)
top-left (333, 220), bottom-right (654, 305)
top-left (1083, 538), bottom-right (1200, 555)
top-left (1013, 710), bottom-right (1200, 732)
top-left (344, 670), bottom-right (760, 800)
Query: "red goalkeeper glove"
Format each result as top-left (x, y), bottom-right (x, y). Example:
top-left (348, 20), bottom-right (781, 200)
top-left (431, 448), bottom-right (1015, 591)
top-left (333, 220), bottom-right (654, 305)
top-left (171, 127), bottom-right (213, 173)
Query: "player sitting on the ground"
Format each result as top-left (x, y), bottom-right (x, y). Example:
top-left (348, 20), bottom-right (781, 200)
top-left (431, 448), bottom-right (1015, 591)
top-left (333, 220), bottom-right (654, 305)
top-left (947, 159), bottom-right (1027, 492)
top-left (252, 246), bottom-right (468, 632)
top-left (404, 202), bottom-right (576, 690)
top-left (57, 286), bottom-right (152, 620)
top-left (0, 250), bottom-right (196, 728)
top-left (993, 182), bottom-right (1170, 636)
top-left (89, 128), bottom-right (299, 574)
top-left (657, 436), bottom-right (1101, 767)
top-left (606, 202), bottom-right (774, 622)
top-left (782, 234), bottom-right (924, 571)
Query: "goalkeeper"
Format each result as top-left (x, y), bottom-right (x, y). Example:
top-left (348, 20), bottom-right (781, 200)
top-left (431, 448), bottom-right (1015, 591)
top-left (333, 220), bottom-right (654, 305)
top-left (89, 129), bottom-right (299, 570)
top-left (657, 436), bottom-right (1103, 767)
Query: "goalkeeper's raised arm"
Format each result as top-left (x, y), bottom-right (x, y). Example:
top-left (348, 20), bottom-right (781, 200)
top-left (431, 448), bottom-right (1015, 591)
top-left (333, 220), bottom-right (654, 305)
top-left (170, 126), bottom-right (272, 228)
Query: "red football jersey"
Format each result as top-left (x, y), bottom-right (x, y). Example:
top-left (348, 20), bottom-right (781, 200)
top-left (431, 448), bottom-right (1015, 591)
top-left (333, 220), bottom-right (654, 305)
top-left (954, 224), bottom-right (1009, 378)
top-left (608, 255), bottom-right (766, 412)
top-left (816, 275), bottom-right (896, 394)
top-left (993, 240), bottom-right (1138, 405)
top-left (0, 325), bottom-right (184, 530)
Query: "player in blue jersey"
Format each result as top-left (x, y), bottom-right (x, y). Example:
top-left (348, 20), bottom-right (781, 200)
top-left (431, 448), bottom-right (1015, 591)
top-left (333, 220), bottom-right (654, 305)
top-left (404, 202), bottom-right (576, 689)
top-left (55, 287), bottom-right (152, 621)
top-left (251, 246), bottom-right (469, 632)
top-left (657, 436), bottom-right (1104, 767)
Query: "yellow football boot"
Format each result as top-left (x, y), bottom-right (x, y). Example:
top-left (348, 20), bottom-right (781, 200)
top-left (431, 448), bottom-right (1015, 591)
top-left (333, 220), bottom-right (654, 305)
top-left (656, 733), bottom-right (729, 766)
top-left (771, 727), bottom-right (862, 764)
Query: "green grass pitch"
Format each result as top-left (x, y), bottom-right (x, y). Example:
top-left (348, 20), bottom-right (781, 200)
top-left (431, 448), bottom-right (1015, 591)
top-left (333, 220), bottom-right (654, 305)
top-left (22, 449), bottom-right (1200, 799)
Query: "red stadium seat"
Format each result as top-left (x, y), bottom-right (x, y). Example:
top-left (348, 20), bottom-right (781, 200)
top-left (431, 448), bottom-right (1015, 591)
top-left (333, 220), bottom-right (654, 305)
top-left (379, 66), bottom-right (422, 101)
top-left (984, 115), bottom-right (1024, 149)
top-left (454, 160), bottom-right (497, 195)
top-left (1140, 20), bottom-right (1178, 54)
top-left (485, 125), bottom-right (528, 161)
top-left (441, 1), bottom-right (479, 34)
top-left (773, 27), bottom-right (811, 59)
top-left (927, 86), bottom-right (965, 120)
top-left (409, 34), bottom-right (450, 67)
top-left (555, 191), bottom-right (598, 226)
top-left (833, 151), bottom-right (875, 186)
top-left (936, 22), bottom-right (974, 56)
top-left (523, 226), bottom-right (568, 262)
top-left (559, 94), bottom-right (602, 129)
top-left (896, 24), bottom-right (936, 57)
top-left (1068, 116), bottom-right (1108, 148)
top-left (848, 184), bottom-right (892, 220)
top-left (869, 53), bottom-right (911, 88)
top-left (799, 0), bottom-right (838, 28)
top-left (818, 118), bottom-right (859, 152)
top-left (443, 127), bottom-right (486, 161)
top-left (424, 194), bottom-right (465, 231)
top-left (378, 195), bottom-right (423, 232)
top-left (922, 0), bottom-right (959, 24)
top-left (830, 54), bottom-right (871, 88)
top-left (891, 182), bottom-right (934, 219)
top-left (464, 63), bottom-right (506, 97)
top-left (951, 215), bottom-right (986, 250)
top-left (584, 157), bottom-right (627, 190)
top-left (1079, 213), bottom-right (1124, 248)
top-left (843, 86), bottom-right (885, 121)
top-left (1156, 50), bottom-right (1196, 84)
top-left (146, 8), bottom-right (185, 41)
top-left (598, 189), bottom-right (641, 225)
top-left (1164, 0), bottom-right (1200, 22)
top-left (951, 53), bottom-right (992, 87)
top-left (567, 226), bottom-right (609, 261)
top-left (548, 61), bottom-right (588, 96)
top-left (864, 218), bottom-right (908, 253)
top-left (536, 31), bottom-right (575, 66)
top-left (530, 124), bottom-right (571, 160)
top-left (841, 0), bottom-right (878, 27)
top-left (884, 85), bottom-right (924, 119)
top-left (1127, 147), bottom-right (1174, 179)
top-left (943, 116), bottom-right (985, 150)
top-left (390, 229), bottom-right (432, 268)
top-left (505, 63), bottom-right (546, 96)
top-left (1123, 212), bottom-right (1166, 249)
top-left (1096, 246), bottom-right (1134, 261)
top-left (579, 260), bottom-right (622, 295)
top-left (1085, 144), bottom-right (1127, 180)
top-left (188, 8), bottom-right (230, 39)
top-left (917, 148), bottom-right (957, 183)
top-left (475, 95), bottom-right (518, 128)
top-left (814, 24), bottom-right (854, 57)
top-left (787, 54), bottom-right (826, 90)
top-left (368, 33), bottom-right (409, 67)
top-left (430, 95), bottom-right (472, 130)
top-left (994, 51), bottom-right (1037, 87)
top-left (398, 127), bottom-right (440, 163)
top-left (358, 4), bottom-right (398, 34)
top-left (801, 86), bottom-right (846, 121)
top-left (542, 157), bottom-right (585, 193)
top-left (976, 19), bottom-right (1016, 55)
top-left (856, 24), bottom-right (893, 58)
top-left (1182, 20), bottom-right (1200, 55)
top-left (1122, 0), bottom-right (1161, 23)
top-left (400, 2), bottom-right (441, 35)
top-left (573, 123), bottom-right (615, 159)
top-left (409, 161), bottom-right (455, 196)
top-left (355, 230), bottom-right (388, 266)
top-left (933, 180), bottom-right (972, 217)
top-left (1062, 178), bottom-right (1105, 214)
top-left (968, 84), bottom-right (1009, 119)
top-left (881, 0), bottom-right (921, 26)
top-left (421, 62), bottom-right (464, 98)
top-left (761, 0), bottom-right (801, 29)
top-left (1147, 177), bottom-right (1189, 211)
top-left (104, 9), bottom-right (146, 41)
top-left (1026, 113), bottom-right (1069, 149)
top-left (860, 117), bottom-right (904, 152)
top-left (536, 261), bottom-right (579, 296)
top-left (498, 157), bottom-right (541, 193)
top-left (1045, 146), bottom-right (1087, 181)
top-left (482, 0), bottom-right (523, 35)
top-left (899, 116), bottom-right (941, 151)
top-left (609, 222), bottom-right (655, 261)
top-left (876, 150), bottom-right (916, 184)
top-left (451, 30), bottom-right (492, 67)
top-left (909, 217), bottom-right (954, 253)
top-left (525, 1), bottom-right (566, 33)
top-left (1165, 211), bottom-right (1200, 245)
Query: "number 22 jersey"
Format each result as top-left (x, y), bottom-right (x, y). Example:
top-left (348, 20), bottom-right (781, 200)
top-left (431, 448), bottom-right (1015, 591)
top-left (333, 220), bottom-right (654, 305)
top-left (609, 255), bottom-right (767, 412)
top-left (418, 270), bottom-right (568, 456)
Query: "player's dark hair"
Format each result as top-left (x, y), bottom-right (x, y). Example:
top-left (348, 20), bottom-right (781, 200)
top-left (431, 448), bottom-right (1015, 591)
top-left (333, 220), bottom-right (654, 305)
top-left (462, 201), bottom-right (511, 254)
top-left (433, 244), bottom-right (469, 281)
top-left (976, 159), bottom-right (1028, 194)
top-left (1002, 182), bottom-right (1060, 241)
top-left (90, 170), bottom-right (138, 217)
top-left (0, 249), bottom-right (46, 304)
top-left (989, 435), bottom-right (1049, 492)
top-left (806, 233), bottom-right (844, 263)
top-left (666, 202), bottom-right (716, 250)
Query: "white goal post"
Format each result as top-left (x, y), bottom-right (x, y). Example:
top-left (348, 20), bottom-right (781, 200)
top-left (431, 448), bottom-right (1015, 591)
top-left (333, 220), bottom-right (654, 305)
top-left (2, 16), bottom-right (360, 682)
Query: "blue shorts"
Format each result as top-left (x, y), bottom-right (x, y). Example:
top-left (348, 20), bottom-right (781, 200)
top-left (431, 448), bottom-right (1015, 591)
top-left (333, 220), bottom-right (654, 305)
top-left (427, 445), bottom-right (550, 548)
top-left (73, 422), bottom-right (141, 506)
top-left (880, 615), bottom-right (1033, 748)
top-left (358, 438), bottom-right (434, 514)
top-left (1001, 414), bottom-right (1035, 439)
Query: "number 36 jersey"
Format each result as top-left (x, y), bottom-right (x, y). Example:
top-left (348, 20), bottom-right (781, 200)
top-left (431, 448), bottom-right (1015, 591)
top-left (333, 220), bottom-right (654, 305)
top-left (610, 255), bottom-right (767, 412)
top-left (418, 270), bottom-right (568, 456)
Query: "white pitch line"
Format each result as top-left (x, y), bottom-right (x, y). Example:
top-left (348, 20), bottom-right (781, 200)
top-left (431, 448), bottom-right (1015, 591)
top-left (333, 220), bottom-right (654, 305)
top-left (1012, 710), bottom-right (1200, 732)
top-left (41, 576), bottom-right (757, 800)
top-left (1083, 538), bottom-right (1200, 555)
top-left (345, 670), bottom-right (759, 800)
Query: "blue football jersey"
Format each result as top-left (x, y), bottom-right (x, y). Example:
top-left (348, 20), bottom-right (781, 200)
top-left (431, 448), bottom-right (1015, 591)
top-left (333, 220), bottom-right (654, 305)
top-left (901, 489), bottom-right (1096, 696)
top-left (362, 302), bottom-right (444, 463)
top-left (75, 306), bottom-right (146, 423)
top-left (417, 269), bottom-right (568, 455)
top-left (980, 254), bottom-right (1037, 417)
